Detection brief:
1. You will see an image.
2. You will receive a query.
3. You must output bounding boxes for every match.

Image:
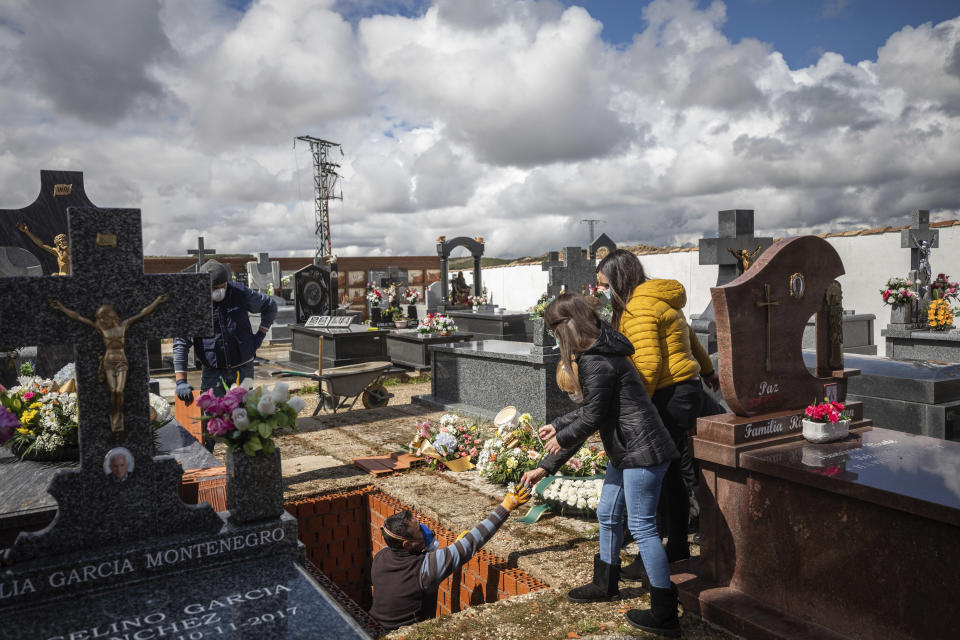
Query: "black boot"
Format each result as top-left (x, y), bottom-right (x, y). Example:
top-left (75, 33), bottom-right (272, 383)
top-left (567, 555), bottom-right (620, 603)
top-left (625, 583), bottom-right (681, 638)
top-left (620, 555), bottom-right (647, 584)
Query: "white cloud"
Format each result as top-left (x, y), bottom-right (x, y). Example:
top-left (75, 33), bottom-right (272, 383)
top-left (1, 0), bottom-right (960, 262)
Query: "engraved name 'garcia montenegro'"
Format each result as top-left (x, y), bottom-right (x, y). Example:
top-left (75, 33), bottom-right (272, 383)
top-left (0, 526), bottom-right (285, 600)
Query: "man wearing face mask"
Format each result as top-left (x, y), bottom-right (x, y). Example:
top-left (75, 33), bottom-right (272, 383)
top-left (173, 260), bottom-right (277, 450)
top-left (369, 484), bottom-right (530, 630)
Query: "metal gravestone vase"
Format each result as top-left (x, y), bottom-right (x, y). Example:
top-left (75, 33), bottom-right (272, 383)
top-left (225, 446), bottom-right (284, 524)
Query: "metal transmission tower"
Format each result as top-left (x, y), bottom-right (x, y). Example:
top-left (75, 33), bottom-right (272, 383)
top-left (581, 219), bottom-right (604, 244)
top-left (296, 135), bottom-right (343, 263)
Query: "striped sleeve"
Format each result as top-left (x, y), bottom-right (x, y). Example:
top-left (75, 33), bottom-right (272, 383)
top-left (419, 505), bottom-right (510, 592)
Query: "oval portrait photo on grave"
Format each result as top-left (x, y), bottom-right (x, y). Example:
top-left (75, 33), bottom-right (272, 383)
top-left (103, 446), bottom-right (135, 482)
top-left (789, 272), bottom-right (805, 299)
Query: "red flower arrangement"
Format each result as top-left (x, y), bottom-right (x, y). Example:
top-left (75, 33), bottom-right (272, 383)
top-left (804, 400), bottom-right (847, 424)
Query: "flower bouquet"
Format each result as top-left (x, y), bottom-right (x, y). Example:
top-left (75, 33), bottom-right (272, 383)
top-left (409, 413), bottom-right (483, 471)
top-left (417, 313), bottom-right (457, 335)
top-left (587, 284), bottom-right (613, 324)
top-left (0, 373), bottom-right (79, 460)
top-left (929, 273), bottom-right (959, 302)
top-left (802, 399), bottom-right (850, 443)
top-left (540, 477), bottom-right (603, 515)
top-left (879, 277), bottom-right (916, 306)
top-left (401, 288), bottom-right (421, 305)
top-left (928, 298), bottom-right (954, 331)
top-left (476, 410), bottom-right (547, 484)
top-left (528, 292), bottom-right (555, 319)
top-left (197, 379), bottom-right (306, 456)
top-left (366, 283), bottom-right (383, 307)
top-left (468, 293), bottom-right (487, 306)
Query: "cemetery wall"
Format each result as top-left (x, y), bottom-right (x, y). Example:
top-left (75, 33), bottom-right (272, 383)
top-left (285, 486), bottom-right (547, 621)
top-left (479, 224), bottom-right (960, 351)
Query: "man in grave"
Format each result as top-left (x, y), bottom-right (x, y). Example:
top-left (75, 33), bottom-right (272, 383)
top-left (369, 484), bottom-right (531, 630)
top-left (173, 260), bottom-right (276, 450)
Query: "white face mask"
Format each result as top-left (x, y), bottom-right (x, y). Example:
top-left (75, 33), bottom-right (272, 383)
top-left (603, 288), bottom-right (612, 300)
top-left (211, 287), bottom-right (226, 302)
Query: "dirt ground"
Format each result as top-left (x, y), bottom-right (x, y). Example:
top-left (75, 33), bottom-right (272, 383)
top-left (260, 373), bottom-right (738, 640)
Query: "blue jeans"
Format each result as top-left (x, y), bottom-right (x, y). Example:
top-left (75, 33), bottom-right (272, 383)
top-left (199, 362), bottom-right (254, 452)
top-left (597, 460), bottom-right (671, 588)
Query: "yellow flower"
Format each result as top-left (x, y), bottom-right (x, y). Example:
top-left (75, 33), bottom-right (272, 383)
top-left (20, 409), bottom-right (38, 423)
top-left (16, 427), bottom-right (32, 435)
top-left (29, 402), bottom-right (41, 410)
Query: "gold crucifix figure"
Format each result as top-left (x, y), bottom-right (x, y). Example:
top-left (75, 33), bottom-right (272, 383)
top-left (756, 283), bottom-right (779, 372)
top-left (49, 294), bottom-right (168, 440)
top-left (16, 222), bottom-right (71, 275)
top-left (728, 245), bottom-right (762, 275)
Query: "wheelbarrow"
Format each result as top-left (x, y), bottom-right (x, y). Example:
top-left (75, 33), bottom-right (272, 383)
top-left (271, 360), bottom-right (394, 415)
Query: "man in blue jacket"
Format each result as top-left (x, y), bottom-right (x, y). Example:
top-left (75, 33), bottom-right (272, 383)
top-left (173, 260), bottom-right (277, 450)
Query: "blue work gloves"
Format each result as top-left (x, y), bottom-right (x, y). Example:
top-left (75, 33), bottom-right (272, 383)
top-left (176, 379), bottom-right (194, 405)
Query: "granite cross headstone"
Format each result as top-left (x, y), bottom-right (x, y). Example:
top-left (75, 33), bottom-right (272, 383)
top-left (542, 246), bottom-right (596, 298)
top-left (0, 207), bottom-right (221, 562)
top-left (186, 236), bottom-right (216, 273)
top-left (900, 209), bottom-right (938, 275)
top-left (0, 208), bottom-right (369, 639)
top-left (247, 251), bottom-right (282, 292)
top-left (692, 209), bottom-right (774, 353)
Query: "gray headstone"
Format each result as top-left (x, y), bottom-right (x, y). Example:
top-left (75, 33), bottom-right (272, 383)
top-left (0, 208), bottom-right (368, 639)
top-left (542, 246), bottom-right (596, 298)
top-left (426, 281), bottom-right (442, 311)
top-left (692, 209), bottom-right (774, 353)
top-left (247, 251), bottom-right (282, 292)
top-left (185, 236), bottom-right (216, 273)
top-left (0, 207), bottom-right (220, 564)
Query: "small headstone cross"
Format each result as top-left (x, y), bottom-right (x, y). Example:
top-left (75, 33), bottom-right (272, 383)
top-left (542, 246), bottom-right (596, 298)
top-left (187, 236), bottom-right (216, 271)
top-left (699, 210), bottom-right (774, 287)
top-left (900, 209), bottom-right (938, 273)
top-left (756, 283), bottom-right (779, 372)
top-left (0, 207), bottom-right (220, 561)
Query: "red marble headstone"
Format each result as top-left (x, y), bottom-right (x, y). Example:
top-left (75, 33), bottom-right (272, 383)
top-left (712, 235), bottom-right (844, 416)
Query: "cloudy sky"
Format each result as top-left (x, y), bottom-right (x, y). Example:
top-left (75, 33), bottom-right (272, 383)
top-left (1, 0), bottom-right (959, 259)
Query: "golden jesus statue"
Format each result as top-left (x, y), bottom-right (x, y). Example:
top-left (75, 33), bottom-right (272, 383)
top-left (16, 222), bottom-right (71, 275)
top-left (49, 294), bottom-right (168, 439)
top-left (728, 245), bottom-right (762, 274)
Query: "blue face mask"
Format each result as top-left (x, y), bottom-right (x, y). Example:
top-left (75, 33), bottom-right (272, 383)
top-left (419, 524), bottom-right (438, 552)
top-left (603, 288), bottom-right (612, 300)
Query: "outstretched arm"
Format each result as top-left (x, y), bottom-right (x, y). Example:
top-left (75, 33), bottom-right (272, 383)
top-left (126, 293), bottom-right (169, 326)
top-left (49, 299), bottom-right (97, 329)
top-left (749, 244), bottom-right (762, 259)
top-left (17, 223), bottom-right (57, 257)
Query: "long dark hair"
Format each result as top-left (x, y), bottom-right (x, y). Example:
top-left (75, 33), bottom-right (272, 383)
top-left (544, 294), bottom-right (601, 398)
top-left (596, 249), bottom-right (647, 329)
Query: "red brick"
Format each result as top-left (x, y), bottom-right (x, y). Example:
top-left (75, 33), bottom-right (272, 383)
top-left (503, 572), bottom-right (518, 595)
top-left (321, 555), bottom-right (337, 573)
top-left (314, 500), bottom-right (331, 515)
top-left (517, 579), bottom-right (530, 595)
top-left (347, 493), bottom-right (362, 508)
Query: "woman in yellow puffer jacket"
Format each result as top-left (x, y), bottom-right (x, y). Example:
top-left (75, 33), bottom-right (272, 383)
top-left (596, 249), bottom-right (719, 566)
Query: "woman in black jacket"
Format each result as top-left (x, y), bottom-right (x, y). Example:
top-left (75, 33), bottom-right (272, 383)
top-left (521, 294), bottom-right (681, 638)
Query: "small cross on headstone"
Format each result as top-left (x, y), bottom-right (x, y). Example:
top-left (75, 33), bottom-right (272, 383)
top-left (186, 236), bottom-right (216, 272)
top-left (0, 208), bottom-right (220, 561)
top-left (542, 246), bottom-right (596, 298)
top-left (756, 283), bottom-right (779, 372)
top-left (699, 210), bottom-right (774, 287)
top-left (900, 209), bottom-right (938, 273)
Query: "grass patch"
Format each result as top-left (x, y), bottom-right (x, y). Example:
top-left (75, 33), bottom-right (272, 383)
top-left (294, 383), bottom-right (319, 395)
top-left (383, 373), bottom-right (431, 387)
